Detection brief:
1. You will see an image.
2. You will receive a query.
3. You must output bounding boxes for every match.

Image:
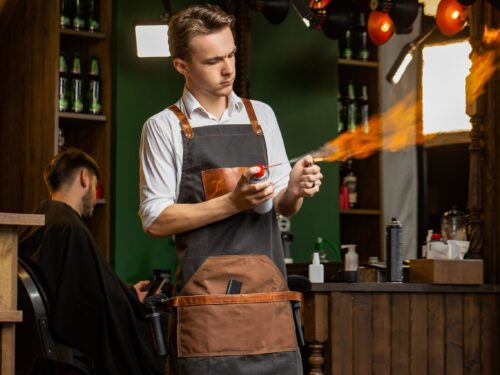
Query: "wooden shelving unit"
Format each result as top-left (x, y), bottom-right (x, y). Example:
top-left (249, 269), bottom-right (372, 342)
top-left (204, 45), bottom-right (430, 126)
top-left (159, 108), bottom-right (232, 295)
top-left (0, 1), bottom-right (112, 259)
top-left (337, 3), bottom-right (383, 261)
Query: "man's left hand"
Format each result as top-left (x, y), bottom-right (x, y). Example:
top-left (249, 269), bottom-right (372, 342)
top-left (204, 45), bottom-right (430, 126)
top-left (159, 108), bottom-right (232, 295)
top-left (289, 155), bottom-right (323, 198)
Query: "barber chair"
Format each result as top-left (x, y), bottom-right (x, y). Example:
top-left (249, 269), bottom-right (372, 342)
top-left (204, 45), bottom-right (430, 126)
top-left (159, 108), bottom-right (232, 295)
top-left (16, 258), bottom-right (93, 375)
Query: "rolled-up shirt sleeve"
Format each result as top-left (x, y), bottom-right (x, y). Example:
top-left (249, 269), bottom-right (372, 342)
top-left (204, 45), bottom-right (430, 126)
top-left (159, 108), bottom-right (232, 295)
top-left (139, 115), bottom-right (179, 230)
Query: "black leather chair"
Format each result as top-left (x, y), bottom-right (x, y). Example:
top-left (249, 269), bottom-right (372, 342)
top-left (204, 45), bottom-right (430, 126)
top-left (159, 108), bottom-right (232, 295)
top-left (16, 258), bottom-right (93, 375)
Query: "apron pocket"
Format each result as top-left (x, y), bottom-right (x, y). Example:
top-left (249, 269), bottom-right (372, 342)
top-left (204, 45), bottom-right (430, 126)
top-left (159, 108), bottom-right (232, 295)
top-left (174, 292), bottom-right (299, 358)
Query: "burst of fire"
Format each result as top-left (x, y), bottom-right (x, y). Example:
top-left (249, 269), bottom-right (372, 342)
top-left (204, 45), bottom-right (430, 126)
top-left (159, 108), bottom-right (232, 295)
top-left (309, 93), bottom-right (426, 163)
top-left (466, 26), bottom-right (500, 104)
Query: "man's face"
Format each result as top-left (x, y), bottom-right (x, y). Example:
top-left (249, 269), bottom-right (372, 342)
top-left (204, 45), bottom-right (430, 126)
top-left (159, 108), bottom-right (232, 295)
top-left (81, 174), bottom-right (97, 218)
top-left (181, 27), bottom-right (236, 100)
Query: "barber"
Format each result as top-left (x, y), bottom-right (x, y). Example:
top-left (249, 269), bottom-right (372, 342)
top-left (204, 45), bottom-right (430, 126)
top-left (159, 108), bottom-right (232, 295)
top-left (139, 4), bottom-right (322, 374)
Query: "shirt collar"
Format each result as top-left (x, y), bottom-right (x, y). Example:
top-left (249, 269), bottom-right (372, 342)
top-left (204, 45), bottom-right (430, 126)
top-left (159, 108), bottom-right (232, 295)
top-left (181, 88), bottom-right (244, 121)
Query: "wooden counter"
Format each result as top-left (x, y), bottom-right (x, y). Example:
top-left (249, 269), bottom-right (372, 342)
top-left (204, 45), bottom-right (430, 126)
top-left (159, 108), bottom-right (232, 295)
top-left (0, 213), bottom-right (44, 375)
top-left (303, 282), bottom-right (500, 375)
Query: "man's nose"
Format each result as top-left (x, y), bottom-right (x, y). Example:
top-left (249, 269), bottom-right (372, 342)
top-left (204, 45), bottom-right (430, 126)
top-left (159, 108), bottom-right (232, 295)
top-left (222, 58), bottom-right (233, 75)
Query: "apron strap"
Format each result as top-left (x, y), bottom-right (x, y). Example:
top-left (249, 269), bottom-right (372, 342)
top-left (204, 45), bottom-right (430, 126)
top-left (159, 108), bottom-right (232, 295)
top-left (169, 104), bottom-right (194, 139)
top-left (169, 99), bottom-right (263, 139)
top-left (166, 291), bottom-right (302, 308)
top-left (241, 98), bottom-right (263, 136)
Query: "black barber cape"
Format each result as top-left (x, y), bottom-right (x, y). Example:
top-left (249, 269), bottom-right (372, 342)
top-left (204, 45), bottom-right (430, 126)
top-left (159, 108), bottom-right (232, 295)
top-left (18, 200), bottom-right (164, 375)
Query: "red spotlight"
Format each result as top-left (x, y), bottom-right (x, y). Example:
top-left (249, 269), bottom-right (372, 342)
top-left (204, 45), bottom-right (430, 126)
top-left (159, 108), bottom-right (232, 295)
top-left (436, 0), bottom-right (468, 36)
top-left (368, 10), bottom-right (395, 45)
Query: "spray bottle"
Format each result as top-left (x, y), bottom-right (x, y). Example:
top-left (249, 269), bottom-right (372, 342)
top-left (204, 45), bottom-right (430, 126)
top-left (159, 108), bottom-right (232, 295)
top-left (308, 252), bottom-right (324, 283)
top-left (342, 244), bottom-right (358, 282)
top-left (250, 164), bottom-right (273, 214)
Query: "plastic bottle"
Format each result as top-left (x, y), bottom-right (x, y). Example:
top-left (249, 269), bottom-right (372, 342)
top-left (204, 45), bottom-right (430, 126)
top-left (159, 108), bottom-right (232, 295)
top-left (342, 244), bottom-right (358, 282)
top-left (249, 164), bottom-right (273, 214)
top-left (308, 252), bottom-right (324, 283)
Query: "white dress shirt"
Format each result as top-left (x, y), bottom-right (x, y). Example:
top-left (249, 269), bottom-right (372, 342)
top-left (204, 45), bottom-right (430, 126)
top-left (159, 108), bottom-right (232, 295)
top-left (139, 89), bottom-right (291, 230)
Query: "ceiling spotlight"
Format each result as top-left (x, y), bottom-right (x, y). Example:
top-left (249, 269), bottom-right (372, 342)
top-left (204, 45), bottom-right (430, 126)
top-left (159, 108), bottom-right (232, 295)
top-left (318, 0), bottom-right (352, 40)
top-left (290, 0), bottom-right (320, 28)
top-left (436, 0), bottom-right (468, 36)
top-left (135, 0), bottom-right (172, 58)
top-left (249, 0), bottom-right (290, 25)
top-left (368, 10), bottom-right (395, 45)
top-left (370, 0), bottom-right (419, 30)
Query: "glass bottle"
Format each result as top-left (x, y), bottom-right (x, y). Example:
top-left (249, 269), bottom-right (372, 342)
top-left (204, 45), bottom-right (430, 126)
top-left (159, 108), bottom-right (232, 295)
top-left (73, 0), bottom-right (86, 30)
top-left (343, 158), bottom-right (357, 208)
top-left (358, 83), bottom-right (369, 134)
top-left (337, 92), bottom-right (345, 134)
top-left (87, 55), bottom-right (101, 114)
top-left (60, 0), bottom-right (73, 28)
top-left (340, 29), bottom-right (353, 60)
top-left (346, 81), bottom-right (357, 133)
top-left (70, 54), bottom-right (84, 113)
top-left (87, 0), bottom-right (99, 32)
top-left (356, 12), bottom-right (370, 61)
top-left (58, 53), bottom-right (69, 112)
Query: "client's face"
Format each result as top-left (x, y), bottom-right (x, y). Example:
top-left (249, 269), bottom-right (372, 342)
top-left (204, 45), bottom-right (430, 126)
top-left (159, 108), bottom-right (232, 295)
top-left (81, 174), bottom-right (97, 218)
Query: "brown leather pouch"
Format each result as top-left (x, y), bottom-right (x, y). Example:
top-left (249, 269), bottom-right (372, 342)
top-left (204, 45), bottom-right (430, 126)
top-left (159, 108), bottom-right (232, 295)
top-left (173, 255), bottom-right (298, 358)
top-left (201, 167), bottom-right (246, 201)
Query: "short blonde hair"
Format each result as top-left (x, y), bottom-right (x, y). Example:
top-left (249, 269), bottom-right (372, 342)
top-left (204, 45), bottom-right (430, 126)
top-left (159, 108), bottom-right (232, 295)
top-left (168, 4), bottom-right (235, 60)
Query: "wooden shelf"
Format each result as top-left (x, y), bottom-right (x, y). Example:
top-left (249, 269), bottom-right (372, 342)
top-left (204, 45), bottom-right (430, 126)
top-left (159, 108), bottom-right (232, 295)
top-left (340, 208), bottom-right (381, 216)
top-left (0, 213), bottom-right (45, 226)
top-left (60, 28), bottom-right (106, 40)
top-left (338, 58), bottom-right (379, 68)
top-left (58, 112), bottom-right (107, 122)
top-left (0, 310), bottom-right (22, 323)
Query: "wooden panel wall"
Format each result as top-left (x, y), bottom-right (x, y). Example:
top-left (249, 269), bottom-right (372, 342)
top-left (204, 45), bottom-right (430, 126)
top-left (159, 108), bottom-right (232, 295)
top-left (324, 291), bottom-right (500, 375)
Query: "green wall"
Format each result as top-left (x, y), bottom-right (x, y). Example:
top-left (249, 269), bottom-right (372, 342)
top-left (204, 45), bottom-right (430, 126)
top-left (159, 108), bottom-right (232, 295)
top-left (113, 1), bottom-right (340, 282)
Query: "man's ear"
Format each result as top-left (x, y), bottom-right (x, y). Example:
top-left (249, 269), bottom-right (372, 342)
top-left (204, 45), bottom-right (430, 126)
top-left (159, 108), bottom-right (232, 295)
top-left (173, 58), bottom-right (189, 77)
top-left (79, 168), bottom-right (90, 189)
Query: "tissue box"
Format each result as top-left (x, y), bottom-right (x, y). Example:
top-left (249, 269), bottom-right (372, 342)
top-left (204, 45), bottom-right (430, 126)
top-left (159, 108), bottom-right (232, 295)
top-left (409, 259), bottom-right (483, 285)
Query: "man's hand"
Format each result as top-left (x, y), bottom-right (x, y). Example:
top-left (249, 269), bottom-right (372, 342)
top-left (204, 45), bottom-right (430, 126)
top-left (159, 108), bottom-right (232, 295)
top-left (133, 280), bottom-right (151, 302)
top-left (274, 155), bottom-right (323, 217)
top-left (228, 166), bottom-right (274, 211)
top-left (288, 155), bottom-right (323, 198)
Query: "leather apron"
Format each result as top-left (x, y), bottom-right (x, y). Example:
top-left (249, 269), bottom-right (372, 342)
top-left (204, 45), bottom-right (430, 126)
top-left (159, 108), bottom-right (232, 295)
top-left (166, 99), bottom-right (302, 375)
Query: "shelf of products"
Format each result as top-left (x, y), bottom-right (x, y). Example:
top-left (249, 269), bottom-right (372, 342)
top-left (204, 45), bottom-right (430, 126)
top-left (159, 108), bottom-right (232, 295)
top-left (336, 2), bottom-right (383, 261)
top-left (0, 0), bottom-right (112, 260)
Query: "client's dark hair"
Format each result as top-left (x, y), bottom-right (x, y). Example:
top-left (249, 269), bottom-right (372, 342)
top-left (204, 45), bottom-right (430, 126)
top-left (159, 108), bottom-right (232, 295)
top-left (44, 147), bottom-right (101, 193)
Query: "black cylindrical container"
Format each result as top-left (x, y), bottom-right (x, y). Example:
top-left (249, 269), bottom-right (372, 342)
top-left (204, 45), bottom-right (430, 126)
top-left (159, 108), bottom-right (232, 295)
top-left (386, 217), bottom-right (403, 282)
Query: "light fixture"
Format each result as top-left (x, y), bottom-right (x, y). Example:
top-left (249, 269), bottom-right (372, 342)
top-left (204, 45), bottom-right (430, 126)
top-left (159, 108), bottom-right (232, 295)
top-left (249, 0), bottom-right (290, 25)
top-left (135, 0), bottom-right (171, 58)
top-left (435, 0), bottom-right (468, 36)
top-left (368, 10), bottom-right (395, 44)
top-left (315, 0), bottom-right (352, 40)
top-left (290, 0), bottom-right (320, 28)
top-left (370, 0), bottom-right (419, 30)
top-left (386, 26), bottom-right (437, 84)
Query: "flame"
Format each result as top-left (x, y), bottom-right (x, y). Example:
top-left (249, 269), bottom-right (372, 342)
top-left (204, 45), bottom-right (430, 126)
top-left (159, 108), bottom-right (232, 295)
top-left (466, 26), bottom-right (500, 104)
top-left (307, 93), bottom-right (427, 163)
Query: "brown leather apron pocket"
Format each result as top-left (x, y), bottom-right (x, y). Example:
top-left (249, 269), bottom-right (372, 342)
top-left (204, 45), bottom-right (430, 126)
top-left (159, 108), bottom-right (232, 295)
top-left (173, 292), bottom-right (299, 357)
top-left (201, 167), bottom-right (246, 201)
top-left (173, 255), bottom-right (298, 358)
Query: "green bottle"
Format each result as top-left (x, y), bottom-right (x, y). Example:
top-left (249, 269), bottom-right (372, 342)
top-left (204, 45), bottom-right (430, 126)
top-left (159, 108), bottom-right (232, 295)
top-left (58, 54), bottom-right (69, 112)
top-left (87, 56), bottom-right (101, 114)
top-left (87, 0), bottom-right (100, 32)
top-left (73, 0), bottom-right (86, 30)
top-left (356, 12), bottom-right (370, 61)
top-left (346, 81), bottom-right (357, 133)
top-left (70, 54), bottom-right (83, 113)
top-left (337, 92), bottom-right (345, 134)
top-left (358, 84), bottom-right (369, 134)
top-left (60, 0), bottom-right (72, 28)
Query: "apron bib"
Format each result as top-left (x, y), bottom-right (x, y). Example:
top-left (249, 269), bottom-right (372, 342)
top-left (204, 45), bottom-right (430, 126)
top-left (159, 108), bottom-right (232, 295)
top-left (166, 99), bottom-right (302, 375)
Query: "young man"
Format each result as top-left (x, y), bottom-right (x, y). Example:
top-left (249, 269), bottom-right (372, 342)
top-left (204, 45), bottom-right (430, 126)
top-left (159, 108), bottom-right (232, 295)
top-left (139, 4), bottom-right (323, 374)
top-left (19, 148), bottom-right (164, 375)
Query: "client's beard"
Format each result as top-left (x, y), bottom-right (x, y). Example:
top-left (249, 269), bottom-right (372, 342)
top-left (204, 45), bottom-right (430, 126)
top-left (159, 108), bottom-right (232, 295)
top-left (81, 188), bottom-right (95, 219)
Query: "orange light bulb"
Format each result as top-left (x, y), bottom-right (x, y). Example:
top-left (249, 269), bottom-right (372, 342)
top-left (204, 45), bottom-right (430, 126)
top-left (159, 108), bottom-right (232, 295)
top-left (368, 10), bottom-right (395, 45)
top-left (436, 0), bottom-right (468, 36)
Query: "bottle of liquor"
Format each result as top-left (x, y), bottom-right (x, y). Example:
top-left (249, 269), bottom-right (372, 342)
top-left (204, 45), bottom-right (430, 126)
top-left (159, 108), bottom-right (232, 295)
top-left (58, 127), bottom-right (66, 151)
top-left (346, 81), bottom-right (357, 133)
top-left (340, 28), bottom-right (353, 60)
top-left (343, 158), bottom-right (357, 208)
top-left (70, 54), bottom-right (84, 113)
top-left (58, 53), bottom-right (69, 112)
top-left (73, 0), bottom-right (86, 30)
top-left (337, 92), bottom-right (345, 135)
top-left (87, 55), bottom-right (101, 114)
top-left (60, 0), bottom-right (73, 28)
top-left (358, 83), bottom-right (370, 134)
top-left (87, 0), bottom-right (99, 32)
top-left (356, 12), bottom-right (370, 61)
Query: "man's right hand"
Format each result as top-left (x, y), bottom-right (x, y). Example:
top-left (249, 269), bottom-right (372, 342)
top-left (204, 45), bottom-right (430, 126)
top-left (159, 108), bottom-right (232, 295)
top-left (229, 166), bottom-right (274, 211)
